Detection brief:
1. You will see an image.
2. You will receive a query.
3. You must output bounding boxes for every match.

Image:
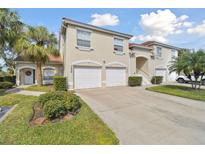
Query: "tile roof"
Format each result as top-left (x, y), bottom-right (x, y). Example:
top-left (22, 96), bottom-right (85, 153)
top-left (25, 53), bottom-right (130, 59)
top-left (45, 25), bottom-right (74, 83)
top-left (14, 55), bottom-right (63, 63)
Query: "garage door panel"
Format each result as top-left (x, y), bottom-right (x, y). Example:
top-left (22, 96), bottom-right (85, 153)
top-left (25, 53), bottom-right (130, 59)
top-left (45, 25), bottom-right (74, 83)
top-left (169, 72), bottom-right (177, 82)
top-left (106, 68), bottom-right (126, 86)
top-left (74, 67), bottom-right (101, 89)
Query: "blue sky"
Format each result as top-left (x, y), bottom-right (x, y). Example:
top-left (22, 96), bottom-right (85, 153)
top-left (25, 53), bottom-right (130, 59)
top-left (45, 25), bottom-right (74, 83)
top-left (13, 8), bottom-right (205, 49)
top-left (1, 8), bottom-right (205, 69)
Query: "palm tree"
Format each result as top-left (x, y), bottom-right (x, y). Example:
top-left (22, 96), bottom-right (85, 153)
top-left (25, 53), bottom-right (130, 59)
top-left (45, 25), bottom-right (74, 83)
top-left (169, 49), bottom-right (205, 89)
top-left (14, 26), bottom-right (59, 85)
top-left (0, 9), bottom-right (22, 75)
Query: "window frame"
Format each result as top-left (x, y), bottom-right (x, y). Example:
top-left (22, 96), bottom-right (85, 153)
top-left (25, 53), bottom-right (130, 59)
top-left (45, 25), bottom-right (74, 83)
top-left (171, 49), bottom-right (177, 59)
top-left (76, 29), bottom-right (91, 49)
top-left (43, 68), bottom-right (55, 81)
top-left (114, 37), bottom-right (124, 53)
top-left (156, 47), bottom-right (162, 58)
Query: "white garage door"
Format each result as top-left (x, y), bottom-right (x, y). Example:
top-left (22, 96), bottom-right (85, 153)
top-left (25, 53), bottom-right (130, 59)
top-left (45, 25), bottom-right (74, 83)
top-left (106, 68), bottom-right (126, 86)
top-left (155, 68), bottom-right (167, 82)
top-left (169, 72), bottom-right (177, 82)
top-left (74, 67), bottom-right (102, 89)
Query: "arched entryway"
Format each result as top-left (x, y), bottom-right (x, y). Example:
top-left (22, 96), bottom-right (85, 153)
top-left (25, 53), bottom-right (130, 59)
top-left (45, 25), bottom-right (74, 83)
top-left (19, 68), bottom-right (35, 85)
top-left (136, 56), bottom-right (149, 74)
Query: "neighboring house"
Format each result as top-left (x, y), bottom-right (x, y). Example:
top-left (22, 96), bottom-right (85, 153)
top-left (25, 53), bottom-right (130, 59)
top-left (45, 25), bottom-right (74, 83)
top-left (15, 17), bottom-right (180, 89)
top-left (129, 41), bottom-right (180, 84)
top-left (15, 55), bottom-right (63, 85)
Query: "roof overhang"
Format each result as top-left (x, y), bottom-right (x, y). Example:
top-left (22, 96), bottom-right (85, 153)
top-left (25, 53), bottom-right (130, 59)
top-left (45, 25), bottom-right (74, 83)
top-left (129, 43), bottom-right (153, 50)
top-left (142, 41), bottom-right (181, 50)
top-left (62, 17), bottom-right (133, 39)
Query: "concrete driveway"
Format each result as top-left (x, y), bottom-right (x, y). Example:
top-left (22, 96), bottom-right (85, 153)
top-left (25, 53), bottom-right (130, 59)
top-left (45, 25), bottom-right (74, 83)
top-left (77, 86), bottom-right (205, 144)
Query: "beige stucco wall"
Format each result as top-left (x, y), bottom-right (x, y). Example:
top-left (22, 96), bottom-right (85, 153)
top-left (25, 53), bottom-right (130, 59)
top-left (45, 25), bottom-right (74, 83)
top-left (129, 47), bottom-right (154, 77)
top-left (152, 45), bottom-right (173, 69)
top-left (151, 45), bottom-right (178, 82)
top-left (63, 24), bottom-right (130, 89)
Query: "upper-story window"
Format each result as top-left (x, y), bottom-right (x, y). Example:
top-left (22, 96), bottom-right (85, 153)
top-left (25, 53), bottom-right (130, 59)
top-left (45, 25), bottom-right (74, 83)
top-left (156, 47), bottom-right (162, 57)
top-left (171, 49), bottom-right (177, 59)
top-left (114, 38), bottom-right (123, 52)
top-left (77, 29), bottom-right (91, 48)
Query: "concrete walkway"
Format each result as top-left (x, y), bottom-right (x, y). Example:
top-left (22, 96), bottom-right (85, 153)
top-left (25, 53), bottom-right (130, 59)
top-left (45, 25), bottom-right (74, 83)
top-left (77, 86), bottom-right (205, 144)
top-left (6, 87), bottom-right (45, 96)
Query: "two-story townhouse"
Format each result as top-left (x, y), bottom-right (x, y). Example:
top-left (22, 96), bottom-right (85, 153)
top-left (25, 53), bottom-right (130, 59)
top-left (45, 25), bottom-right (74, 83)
top-left (142, 41), bottom-right (180, 82)
top-left (60, 18), bottom-right (132, 89)
top-left (129, 41), bottom-right (180, 84)
top-left (15, 18), bottom-right (180, 89)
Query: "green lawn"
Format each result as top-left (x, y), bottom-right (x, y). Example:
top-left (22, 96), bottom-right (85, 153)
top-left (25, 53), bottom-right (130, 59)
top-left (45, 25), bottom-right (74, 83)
top-left (0, 93), bottom-right (118, 144)
top-left (0, 89), bottom-right (5, 96)
top-left (146, 85), bottom-right (205, 101)
top-left (23, 85), bottom-right (54, 92)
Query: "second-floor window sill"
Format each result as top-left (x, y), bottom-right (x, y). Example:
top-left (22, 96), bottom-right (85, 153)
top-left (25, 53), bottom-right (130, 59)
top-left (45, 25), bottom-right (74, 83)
top-left (76, 46), bottom-right (94, 51)
top-left (156, 56), bottom-right (163, 60)
top-left (113, 51), bottom-right (125, 55)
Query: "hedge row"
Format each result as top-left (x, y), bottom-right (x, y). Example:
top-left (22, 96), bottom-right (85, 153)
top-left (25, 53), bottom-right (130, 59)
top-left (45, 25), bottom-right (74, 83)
top-left (128, 75), bottom-right (163, 86)
top-left (151, 76), bottom-right (163, 84)
top-left (0, 76), bottom-right (16, 84)
top-left (128, 76), bottom-right (142, 86)
top-left (0, 82), bottom-right (13, 89)
top-left (53, 76), bottom-right (67, 91)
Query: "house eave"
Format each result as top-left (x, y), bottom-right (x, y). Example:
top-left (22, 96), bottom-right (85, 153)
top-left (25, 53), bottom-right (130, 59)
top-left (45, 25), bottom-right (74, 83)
top-left (129, 45), bottom-right (153, 50)
top-left (15, 61), bottom-right (63, 65)
top-left (62, 17), bottom-right (133, 39)
top-left (143, 41), bottom-right (181, 50)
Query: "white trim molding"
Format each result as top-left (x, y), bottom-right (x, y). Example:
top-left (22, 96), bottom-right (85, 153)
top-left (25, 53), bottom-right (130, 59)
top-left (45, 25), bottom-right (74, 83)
top-left (106, 61), bottom-right (127, 67)
top-left (42, 66), bottom-right (56, 70)
top-left (155, 65), bottom-right (167, 69)
top-left (17, 66), bottom-right (36, 71)
top-left (72, 60), bottom-right (102, 66)
top-left (135, 55), bottom-right (150, 60)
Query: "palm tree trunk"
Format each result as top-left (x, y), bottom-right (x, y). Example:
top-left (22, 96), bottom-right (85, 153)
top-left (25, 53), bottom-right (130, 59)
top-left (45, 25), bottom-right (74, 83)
top-left (190, 79), bottom-right (194, 89)
top-left (194, 79), bottom-right (197, 89)
top-left (199, 75), bottom-right (204, 90)
top-left (36, 62), bottom-right (42, 85)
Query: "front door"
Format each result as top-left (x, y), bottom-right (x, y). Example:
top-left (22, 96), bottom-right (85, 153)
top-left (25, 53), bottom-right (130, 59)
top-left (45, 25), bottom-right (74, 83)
top-left (24, 70), bottom-right (33, 85)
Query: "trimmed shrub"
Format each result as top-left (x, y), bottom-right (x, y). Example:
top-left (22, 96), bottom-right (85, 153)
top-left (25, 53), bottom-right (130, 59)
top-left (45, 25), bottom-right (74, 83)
top-left (4, 76), bottom-right (16, 84)
top-left (128, 76), bottom-right (142, 86)
top-left (53, 76), bottom-right (67, 91)
top-left (43, 99), bottom-right (67, 119)
top-left (38, 91), bottom-right (67, 107)
top-left (39, 91), bottom-right (82, 119)
top-left (0, 77), bottom-right (3, 82)
top-left (0, 82), bottom-right (13, 89)
top-left (64, 92), bottom-right (81, 113)
top-left (151, 76), bottom-right (163, 84)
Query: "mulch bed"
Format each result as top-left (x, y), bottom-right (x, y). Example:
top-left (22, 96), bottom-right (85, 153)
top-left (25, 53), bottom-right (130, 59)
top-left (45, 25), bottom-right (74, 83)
top-left (30, 103), bottom-right (74, 126)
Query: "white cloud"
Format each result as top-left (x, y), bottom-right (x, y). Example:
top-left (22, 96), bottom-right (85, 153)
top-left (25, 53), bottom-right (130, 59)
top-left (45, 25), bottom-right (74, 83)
top-left (187, 20), bottom-right (205, 36)
top-left (177, 15), bottom-right (189, 21)
top-left (89, 13), bottom-right (119, 27)
top-left (131, 35), bottom-right (167, 43)
top-left (131, 9), bottom-right (192, 43)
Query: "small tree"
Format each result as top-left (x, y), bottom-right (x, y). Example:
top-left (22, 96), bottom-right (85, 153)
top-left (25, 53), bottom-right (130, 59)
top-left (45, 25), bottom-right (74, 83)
top-left (169, 49), bottom-right (205, 89)
top-left (14, 26), bottom-right (59, 85)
